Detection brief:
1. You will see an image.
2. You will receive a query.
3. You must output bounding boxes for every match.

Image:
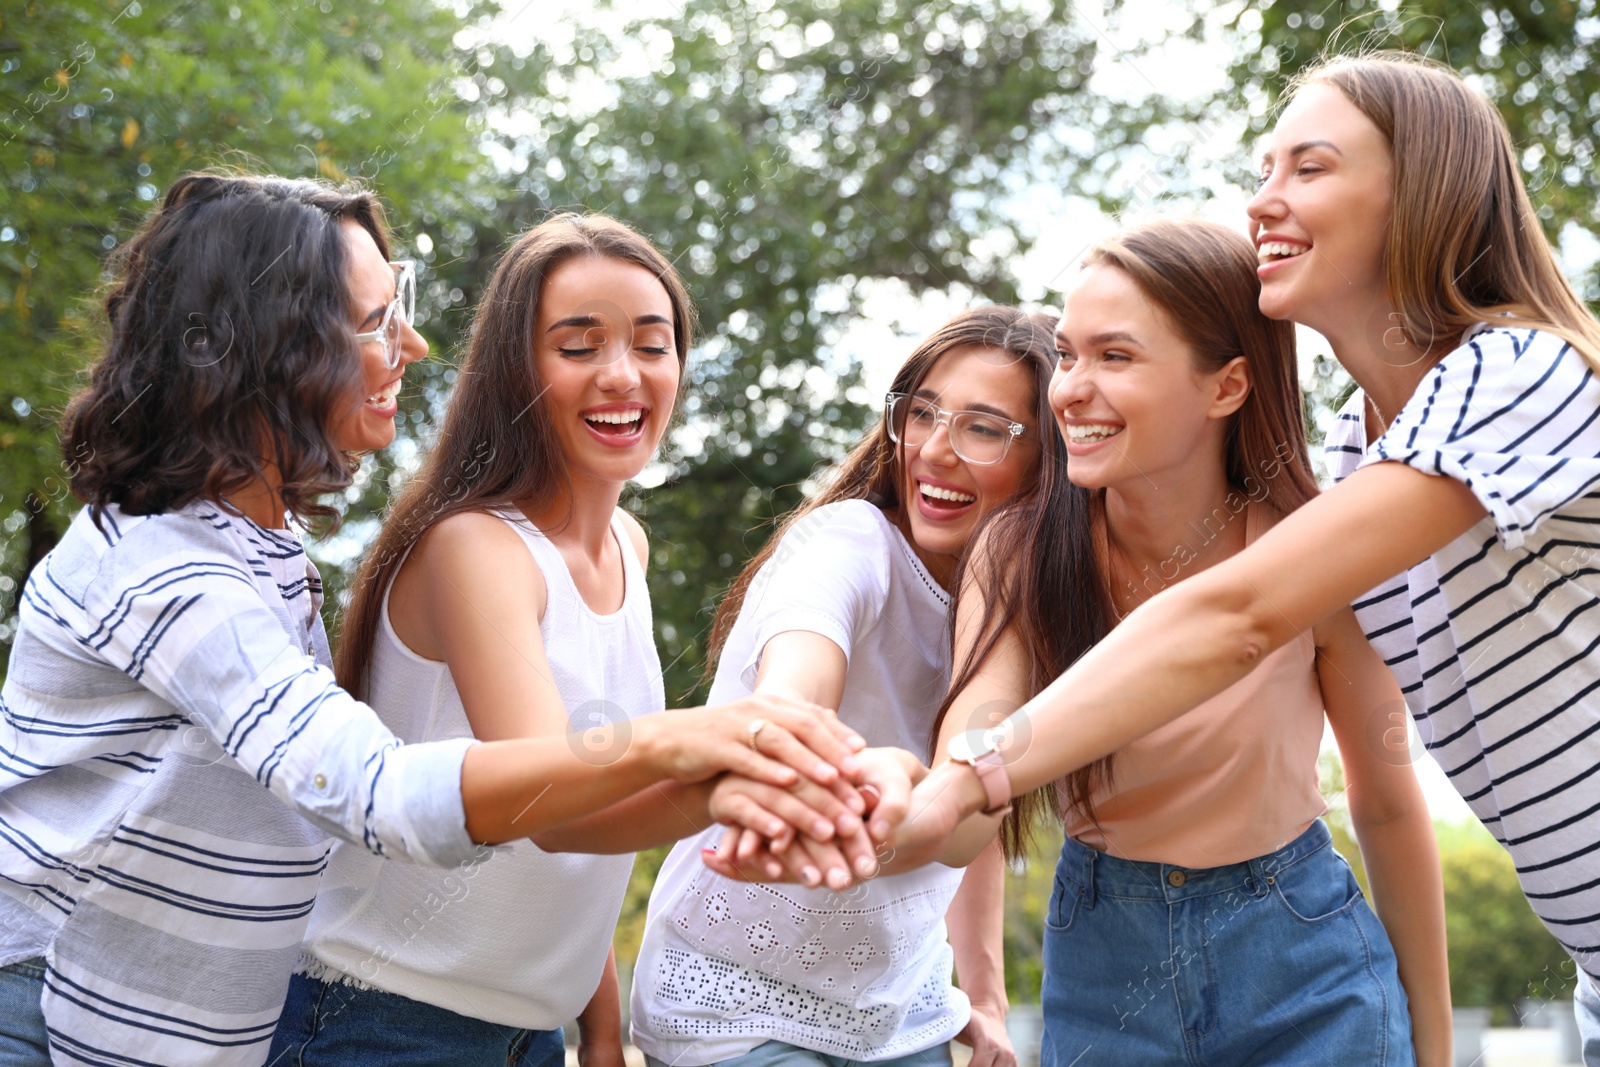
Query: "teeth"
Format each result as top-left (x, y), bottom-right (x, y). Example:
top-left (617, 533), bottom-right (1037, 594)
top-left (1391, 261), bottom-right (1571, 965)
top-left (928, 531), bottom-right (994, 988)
top-left (366, 382), bottom-right (399, 406)
top-left (1257, 241), bottom-right (1310, 262)
top-left (584, 410), bottom-right (644, 425)
top-left (919, 482), bottom-right (976, 504)
top-left (1066, 423), bottom-right (1123, 444)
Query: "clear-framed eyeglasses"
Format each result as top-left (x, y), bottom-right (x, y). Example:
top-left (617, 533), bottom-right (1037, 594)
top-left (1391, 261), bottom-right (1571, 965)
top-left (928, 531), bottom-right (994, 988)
top-left (884, 392), bottom-right (1027, 465)
top-left (353, 260), bottom-right (417, 369)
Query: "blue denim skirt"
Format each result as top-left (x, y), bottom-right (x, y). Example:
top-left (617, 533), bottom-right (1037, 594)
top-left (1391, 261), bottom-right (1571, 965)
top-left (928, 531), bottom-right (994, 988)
top-left (1040, 819), bottom-right (1414, 1067)
top-left (268, 971), bottom-right (566, 1067)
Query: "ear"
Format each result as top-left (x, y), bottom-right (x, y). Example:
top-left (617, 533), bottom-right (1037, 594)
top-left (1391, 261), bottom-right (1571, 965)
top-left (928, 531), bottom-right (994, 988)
top-left (1207, 356), bottom-right (1251, 419)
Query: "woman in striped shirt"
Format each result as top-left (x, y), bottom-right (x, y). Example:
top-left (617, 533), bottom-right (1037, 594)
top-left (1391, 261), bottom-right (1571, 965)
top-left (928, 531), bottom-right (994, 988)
top-left (0, 174), bottom-right (866, 1067)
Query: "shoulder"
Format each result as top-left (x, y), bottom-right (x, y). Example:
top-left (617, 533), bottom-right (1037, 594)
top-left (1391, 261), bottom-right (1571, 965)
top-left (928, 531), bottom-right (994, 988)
top-left (799, 498), bottom-right (894, 543)
top-left (1436, 325), bottom-right (1587, 384)
top-left (613, 507), bottom-right (650, 570)
top-left (408, 509), bottom-right (544, 590)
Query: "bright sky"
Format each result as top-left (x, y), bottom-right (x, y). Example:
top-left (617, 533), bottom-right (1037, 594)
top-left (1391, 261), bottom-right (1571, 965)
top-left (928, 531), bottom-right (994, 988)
top-left (502, 0), bottom-right (1496, 821)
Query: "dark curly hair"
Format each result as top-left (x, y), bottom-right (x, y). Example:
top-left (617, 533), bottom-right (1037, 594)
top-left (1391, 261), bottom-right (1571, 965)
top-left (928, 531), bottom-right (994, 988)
top-left (61, 171), bottom-right (392, 528)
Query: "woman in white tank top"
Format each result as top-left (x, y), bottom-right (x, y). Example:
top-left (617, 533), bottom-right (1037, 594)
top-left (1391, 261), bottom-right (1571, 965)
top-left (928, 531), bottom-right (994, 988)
top-left (628, 308), bottom-right (1059, 1067)
top-left (270, 215), bottom-right (873, 1067)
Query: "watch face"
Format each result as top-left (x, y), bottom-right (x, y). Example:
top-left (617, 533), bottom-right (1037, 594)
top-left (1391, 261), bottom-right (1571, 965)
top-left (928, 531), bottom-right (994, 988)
top-left (948, 728), bottom-right (991, 764)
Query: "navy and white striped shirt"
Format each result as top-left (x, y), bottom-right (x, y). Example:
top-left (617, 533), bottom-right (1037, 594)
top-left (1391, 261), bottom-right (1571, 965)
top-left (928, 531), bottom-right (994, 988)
top-left (0, 502), bottom-right (479, 1065)
top-left (1324, 325), bottom-right (1600, 979)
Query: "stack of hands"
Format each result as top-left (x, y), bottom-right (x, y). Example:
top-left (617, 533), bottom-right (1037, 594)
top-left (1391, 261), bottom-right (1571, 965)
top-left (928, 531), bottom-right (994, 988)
top-left (654, 693), bottom-right (982, 890)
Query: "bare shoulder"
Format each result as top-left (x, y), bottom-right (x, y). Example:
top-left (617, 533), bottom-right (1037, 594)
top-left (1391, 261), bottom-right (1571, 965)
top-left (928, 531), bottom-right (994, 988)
top-left (404, 509), bottom-right (545, 597)
top-left (614, 507), bottom-right (650, 571)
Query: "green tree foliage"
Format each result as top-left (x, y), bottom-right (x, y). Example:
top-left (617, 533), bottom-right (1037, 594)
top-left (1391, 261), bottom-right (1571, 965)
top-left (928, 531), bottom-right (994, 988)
top-left (0, 0), bottom-right (496, 662)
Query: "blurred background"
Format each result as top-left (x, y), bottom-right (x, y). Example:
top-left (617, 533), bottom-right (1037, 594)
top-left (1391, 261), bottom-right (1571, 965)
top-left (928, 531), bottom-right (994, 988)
top-left (3, 0), bottom-right (1598, 1029)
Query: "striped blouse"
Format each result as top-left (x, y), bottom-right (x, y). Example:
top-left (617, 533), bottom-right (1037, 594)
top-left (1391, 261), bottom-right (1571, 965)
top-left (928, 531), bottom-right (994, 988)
top-left (0, 502), bottom-right (481, 1065)
top-left (1324, 325), bottom-right (1600, 981)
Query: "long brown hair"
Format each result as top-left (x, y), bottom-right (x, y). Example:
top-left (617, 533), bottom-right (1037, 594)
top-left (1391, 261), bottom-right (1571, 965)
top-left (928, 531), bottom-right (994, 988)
top-left (950, 219), bottom-right (1318, 859)
top-left (703, 306), bottom-right (1058, 708)
top-left (336, 214), bottom-right (696, 698)
top-left (1293, 51), bottom-right (1600, 368)
top-left (62, 172), bottom-right (388, 528)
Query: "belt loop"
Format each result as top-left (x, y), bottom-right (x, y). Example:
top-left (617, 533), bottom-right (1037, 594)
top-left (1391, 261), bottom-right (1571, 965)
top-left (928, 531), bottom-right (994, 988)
top-left (1246, 854), bottom-right (1271, 899)
top-left (1082, 846), bottom-right (1098, 909)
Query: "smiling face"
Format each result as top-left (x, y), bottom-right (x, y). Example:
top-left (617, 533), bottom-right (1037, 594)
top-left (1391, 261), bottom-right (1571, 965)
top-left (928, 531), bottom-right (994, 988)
top-left (333, 221), bottom-right (428, 453)
top-left (1049, 264), bottom-right (1246, 494)
top-left (896, 344), bottom-right (1039, 578)
top-left (534, 255), bottom-right (681, 489)
top-left (1247, 81), bottom-right (1394, 334)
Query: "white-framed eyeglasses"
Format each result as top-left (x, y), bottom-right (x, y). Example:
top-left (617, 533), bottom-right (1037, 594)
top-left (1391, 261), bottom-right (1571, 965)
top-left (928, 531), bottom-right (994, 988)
top-left (884, 392), bottom-right (1027, 465)
top-left (353, 260), bottom-right (417, 369)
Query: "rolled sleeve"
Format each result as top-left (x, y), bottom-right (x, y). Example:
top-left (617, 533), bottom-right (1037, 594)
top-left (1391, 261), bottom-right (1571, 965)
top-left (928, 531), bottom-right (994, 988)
top-left (1363, 327), bottom-right (1600, 552)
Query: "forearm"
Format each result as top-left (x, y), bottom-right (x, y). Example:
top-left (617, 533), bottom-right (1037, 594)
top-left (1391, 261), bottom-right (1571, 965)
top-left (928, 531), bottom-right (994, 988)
top-left (461, 724), bottom-right (675, 843)
top-left (946, 840), bottom-right (1009, 1014)
top-left (1353, 803), bottom-right (1451, 1067)
top-left (533, 780), bottom-right (716, 853)
top-left (577, 947), bottom-right (623, 1043)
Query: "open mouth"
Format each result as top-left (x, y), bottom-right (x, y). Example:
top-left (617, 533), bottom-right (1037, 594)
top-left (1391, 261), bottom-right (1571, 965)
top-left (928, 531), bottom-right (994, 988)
top-left (583, 408), bottom-right (646, 437)
top-left (1257, 240), bottom-right (1311, 265)
top-left (1065, 422), bottom-right (1123, 445)
top-left (917, 480), bottom-right (976, 511)
top-left (365, 379), bottom-right (401, 408)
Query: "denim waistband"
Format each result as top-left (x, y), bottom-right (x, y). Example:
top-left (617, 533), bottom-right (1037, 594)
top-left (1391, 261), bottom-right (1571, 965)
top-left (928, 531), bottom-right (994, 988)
top-left (1056, 818), bottom-right (1331, 906)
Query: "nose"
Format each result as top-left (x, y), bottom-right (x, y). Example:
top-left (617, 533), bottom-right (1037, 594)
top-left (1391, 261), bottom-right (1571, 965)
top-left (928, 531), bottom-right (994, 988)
top-left (594, 344), bottom-right (643, 391)
top-left (397, 316), bottom-right (428, 366)
top-left (920, 420), bottom-right (959, 467)
top-left (1048, 359), bottom-right (1091, 415)
top-left (1246, 171), bottom-right (1285, 231)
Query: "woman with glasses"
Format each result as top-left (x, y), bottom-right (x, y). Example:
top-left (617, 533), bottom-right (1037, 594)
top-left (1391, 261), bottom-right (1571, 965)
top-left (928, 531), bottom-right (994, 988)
top-left (626, 307), bottom-right (1054, 1067)
top-left (0, 176), bottom-right (866, 1067)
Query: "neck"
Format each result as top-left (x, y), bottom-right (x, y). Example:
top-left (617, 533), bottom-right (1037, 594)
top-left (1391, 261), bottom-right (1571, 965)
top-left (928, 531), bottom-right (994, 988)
top-left (1100, 455), bottom-right (1244, 609)
top-left (224, 472), bottom-right (288, 530)
top-left (519, 468), bottom-right (628, 559)
top-left (1309, 302), bottom-right (1441, 444)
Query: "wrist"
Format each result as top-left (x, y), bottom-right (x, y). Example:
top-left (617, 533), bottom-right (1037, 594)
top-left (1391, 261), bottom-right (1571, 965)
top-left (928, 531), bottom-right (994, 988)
top-left (933, 759), bottom-right (991, 820)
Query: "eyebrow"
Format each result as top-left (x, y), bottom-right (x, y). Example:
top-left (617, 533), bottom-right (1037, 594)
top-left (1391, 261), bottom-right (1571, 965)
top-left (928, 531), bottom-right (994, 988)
top-left (910, 387), bottom-right (1023, 423)
top-left (359, 305), bottom-right (387, 329)
top-left (545, 313), bottom-right (673, 332)
top-left (1260, 139), bottom-right (1343, 166)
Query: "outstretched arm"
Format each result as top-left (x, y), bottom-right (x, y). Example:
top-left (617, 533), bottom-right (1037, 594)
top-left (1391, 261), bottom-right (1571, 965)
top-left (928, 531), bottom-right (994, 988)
top-left (948, 841), bottom-right (1016, 1067)
top-left (913, 462), bottom-right (1487, 833)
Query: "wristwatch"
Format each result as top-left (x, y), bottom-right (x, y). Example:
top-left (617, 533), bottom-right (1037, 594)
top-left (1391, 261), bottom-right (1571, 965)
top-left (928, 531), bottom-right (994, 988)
top-left (946, 729), bottom-right (1014, 817)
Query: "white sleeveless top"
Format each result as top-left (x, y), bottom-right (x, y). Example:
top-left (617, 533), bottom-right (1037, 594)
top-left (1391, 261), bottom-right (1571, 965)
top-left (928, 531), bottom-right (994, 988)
top-left (631, 501), bottom-right (969, 1064)
top-left (297, 509), bottom-right (664, 1028)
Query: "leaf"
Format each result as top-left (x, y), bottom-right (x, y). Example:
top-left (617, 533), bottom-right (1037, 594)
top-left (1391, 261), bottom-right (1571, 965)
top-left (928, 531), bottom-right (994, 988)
top-left (120, 117), bottom-right (138, 149)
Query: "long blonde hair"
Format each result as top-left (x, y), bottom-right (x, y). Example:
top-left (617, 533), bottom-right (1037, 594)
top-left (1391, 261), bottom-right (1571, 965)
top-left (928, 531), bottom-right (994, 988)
top-left (1291, 51), bottom-right (1600, 369)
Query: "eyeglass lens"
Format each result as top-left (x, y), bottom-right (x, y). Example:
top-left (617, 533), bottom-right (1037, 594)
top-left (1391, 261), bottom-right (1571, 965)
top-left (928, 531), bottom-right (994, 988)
top-left (889, 396), bottom-right (1012, 464)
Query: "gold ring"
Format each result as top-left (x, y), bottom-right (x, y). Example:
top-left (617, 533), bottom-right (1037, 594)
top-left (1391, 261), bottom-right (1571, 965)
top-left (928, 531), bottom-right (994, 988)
top-left (747, 718), bottom-right (768, 751)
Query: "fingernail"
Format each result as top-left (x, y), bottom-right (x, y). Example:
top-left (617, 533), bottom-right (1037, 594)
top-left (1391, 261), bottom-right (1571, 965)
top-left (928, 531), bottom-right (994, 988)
top-left (768, 821), bottom-right (783, 836)
top-left (847, 794), bottom-right (865, 814)
top-left (849, 734), bottom-right (866, 749)
top-left (814, 762), bottom-right (836, 781)
top-left (836, 814), bottom-right (861, 836)
top-left (827, 868), bottom-right (850, 889)
top-left (702, 847), bottom-right (718, 857)
top-left (802, 867), bottom-right (821, 886)
top-left (766, 861), bottom-right (783, 878)
top-left (813, 820), bottom-right (832, 839)
top-left (855, 856), bottom-right (877, 877)
top-left (872, 819), bottom-right (890, 839)
top-left (840, 755), bottom-right (861, 776)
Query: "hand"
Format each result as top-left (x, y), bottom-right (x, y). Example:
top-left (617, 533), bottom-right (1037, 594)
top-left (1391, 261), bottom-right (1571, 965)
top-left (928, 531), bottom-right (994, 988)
top-left (876, 760), bottom-right (979, 872)
top-left (577, 1033), bottom-right (626, 1067)
top-left (851, 746), bottom-right (922, 842)
top-left (645, 694), bottom-right (867, 791)
top-left (701, 822), bottom-right (880, 888)
top-left (955, 1001), bottom-right (1016, 1067)
top-left (707, 773), bottom-right (866, 847)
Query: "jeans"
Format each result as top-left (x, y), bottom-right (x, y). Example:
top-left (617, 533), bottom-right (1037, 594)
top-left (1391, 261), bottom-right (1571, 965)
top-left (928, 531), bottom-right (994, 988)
top-left (268, 971), bottom-right (566, 1067)
top-left (1577, 969), bottom-right (1600, 1066)
top-left (1040, 819), bottom-right (1414, 1067)
top-left (645, 1039), bottom-right (953, 1067)
top-left (0, 958), bottom-right (48, 1067)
